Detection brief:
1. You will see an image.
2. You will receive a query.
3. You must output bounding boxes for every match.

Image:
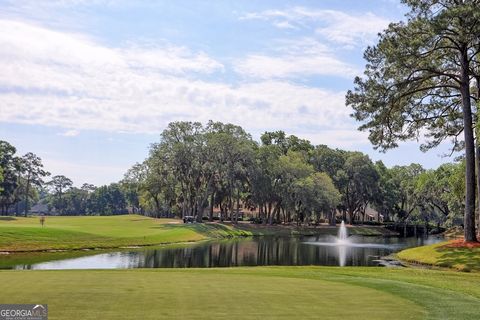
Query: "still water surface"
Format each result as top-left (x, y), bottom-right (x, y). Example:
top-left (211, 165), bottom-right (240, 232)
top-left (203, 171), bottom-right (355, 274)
top-left (11, 235), bottom-right (443, 270)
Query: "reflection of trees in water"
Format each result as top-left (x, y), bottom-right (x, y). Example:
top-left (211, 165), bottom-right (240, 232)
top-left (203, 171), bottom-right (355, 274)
top-left (14, 236), bottom-right (442, 270)
top-left (130, 238), bottom-right (394, 268)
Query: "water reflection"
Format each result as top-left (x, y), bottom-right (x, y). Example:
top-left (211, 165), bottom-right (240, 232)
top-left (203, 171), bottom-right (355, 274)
top-left (11, 235), bottom-right (443, 270)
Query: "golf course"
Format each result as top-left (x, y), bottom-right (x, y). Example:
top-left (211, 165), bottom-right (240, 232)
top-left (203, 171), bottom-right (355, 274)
top-left (0, 215), bottom-right (479, 319)
top-left (0, 215), bottom-right (395, 252)
top-left (0, 267), bottom-right (479, 319)
top-left (3, 0), bottom-right (480, 318)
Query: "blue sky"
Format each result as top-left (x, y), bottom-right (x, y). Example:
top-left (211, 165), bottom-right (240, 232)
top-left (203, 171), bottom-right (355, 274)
top-left (0, 0), bottom-right (458, 186)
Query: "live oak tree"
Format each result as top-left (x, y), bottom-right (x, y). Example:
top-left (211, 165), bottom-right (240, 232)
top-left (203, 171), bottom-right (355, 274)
top-left (293, 172), bottom-right (340, 225)
top-left (309, 145), bottom-right (348, 225)
top-left (390, 164), bottom-right (425, 222)
top-left (20, 152), bottom-right (50, 216)
top-left (204, 121), bottom-right (255, 223)
top-left (342, 153), bottom-right (380, 224)
top-left (48, 175), bottom-right (73, 215)
top-left (346, 0), bottom-right (480, 241)
top-left (374, 161), bottom-right (400, 222)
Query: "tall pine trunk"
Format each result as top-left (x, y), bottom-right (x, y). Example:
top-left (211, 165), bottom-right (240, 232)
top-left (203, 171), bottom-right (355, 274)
top-left (476, 139), bottom-right (480, 233)
top-left (460, 46), bottom-right (477, 242)
top-left (476, 71), bottom-right (480, 235)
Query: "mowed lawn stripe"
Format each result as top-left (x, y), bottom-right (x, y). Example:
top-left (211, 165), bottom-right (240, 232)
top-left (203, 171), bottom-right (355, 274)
top-left (0, 268), bottom-right (423, 320)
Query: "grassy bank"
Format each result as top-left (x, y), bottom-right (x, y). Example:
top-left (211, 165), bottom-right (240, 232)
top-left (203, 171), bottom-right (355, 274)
top-left (397, 240), bottom-right (480, 272)
top-left (0, 266), bottom-right (479, 319)
top-left (0, 215), bottom-right (396, 252)
top-left (0, 215), bottom-right (253, 252)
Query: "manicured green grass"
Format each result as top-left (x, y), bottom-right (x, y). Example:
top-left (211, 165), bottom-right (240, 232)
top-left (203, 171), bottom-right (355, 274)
top-left (0, 267), bottom-right (479, 319)
top-left (397, 241), bottom-right (480, 272)
top-left (234, 223), bottom-right (397, 237)
top-left (0, 215), bottom-right (397, 252)
top-left (0, 215), bottom-right (252, 252)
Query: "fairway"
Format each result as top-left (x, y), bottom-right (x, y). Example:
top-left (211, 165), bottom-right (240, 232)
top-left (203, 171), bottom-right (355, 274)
top-left (0, 267), bottom-right (479, 319)
top-left (0, 215), bottom-right (251, 252)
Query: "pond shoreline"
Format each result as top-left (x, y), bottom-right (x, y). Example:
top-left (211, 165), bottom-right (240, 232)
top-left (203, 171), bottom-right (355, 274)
top-left (0, 222), bottom-right (400, 254)
top-left (396, 239), bottom-right (480, 272)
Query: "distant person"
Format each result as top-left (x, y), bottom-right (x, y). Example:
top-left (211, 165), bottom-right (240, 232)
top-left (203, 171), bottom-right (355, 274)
top-left (39, 215), bottom-right (45, 227)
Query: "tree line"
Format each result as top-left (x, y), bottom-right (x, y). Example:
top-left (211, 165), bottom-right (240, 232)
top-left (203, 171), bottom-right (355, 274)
top-left (0, 130), bottom-right (467, 229)
top-left (121, 121), bottom-right (466, 228)
top-left (0, 140), bottom-right (127, 216)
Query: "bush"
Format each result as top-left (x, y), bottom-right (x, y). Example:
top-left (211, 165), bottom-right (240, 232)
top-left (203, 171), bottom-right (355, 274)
top-left (249, 217), bottom-right (263, 224)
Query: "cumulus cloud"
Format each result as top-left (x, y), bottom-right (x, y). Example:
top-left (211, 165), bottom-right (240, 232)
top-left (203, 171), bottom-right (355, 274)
top-left (234, 38), bottom-right (358, 79)
top-left (240, 7), bottom-right (389, 47)
top-left (0, 19), bottom-right (365, 147)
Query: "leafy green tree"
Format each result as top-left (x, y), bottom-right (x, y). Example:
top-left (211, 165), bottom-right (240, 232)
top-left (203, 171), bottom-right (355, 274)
top-left (389, 164), bottom-right (425, 222)
top-left (0, 167), bottom-right (3, 192)
top-left (143, 154), bottom-right (177, 218)
top-left (293, 172), bottom-right (340, 224)
top-left (47, 175), bottom-right (73, 215)
top-left (205, 121), bottom-right (255, 223)
top-left (0, 141), bottom-right (22, 215)
top-left (346, 0), bottom-right (480, 241)
top-left (20, 153), bottom-right (50, 216)
top-left (87, 183), bottom-right (127, 215)
top-left (158, 121), bottom-right (206, 219)
top-left (121, 164), bottom-right (144, 214)
top-left (309, 145), bottom-right (348, 225)
top-left (261, 131), bottom-right (313, 155)
top-left (373, 161), bottom-right (399, 222)
top-left (342, 153), bottom-right (380, 224)
top-left (249, 144), bottom-right (282, 223)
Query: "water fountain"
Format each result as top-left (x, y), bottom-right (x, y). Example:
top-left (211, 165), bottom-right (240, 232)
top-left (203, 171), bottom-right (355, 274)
top-left (337, 221), bottom-right (349, 245)
top-left (302, 220), bottom-right (396, 267)
top-left (336, 221), bottom-right (348, 266)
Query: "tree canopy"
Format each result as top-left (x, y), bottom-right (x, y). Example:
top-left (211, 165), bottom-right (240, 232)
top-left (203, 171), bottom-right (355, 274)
top-left (346, 0), bottom-right (480, 241)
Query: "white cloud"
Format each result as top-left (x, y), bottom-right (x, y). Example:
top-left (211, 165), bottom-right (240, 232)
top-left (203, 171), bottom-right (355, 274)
top-left (314, 11), bottom-right (389, 46)
top-left (0, 20), bottom-right (223, 78)
top-left (240, 7), bottom-right (389, 47)
top-left (234, 38), bottom-right (358, 79)
top-left (59, 129), bottom-right (80, 137)
top-left (0, 19), bottom-right (366, 148)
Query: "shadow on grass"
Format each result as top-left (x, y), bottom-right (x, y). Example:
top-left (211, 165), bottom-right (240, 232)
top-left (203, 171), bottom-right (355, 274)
top-left (435, 247), bottom-right (480, 272)
top-left (151, 222), bottom-right (252, 238)
top-left (0, 216), bottom-right (17, 221)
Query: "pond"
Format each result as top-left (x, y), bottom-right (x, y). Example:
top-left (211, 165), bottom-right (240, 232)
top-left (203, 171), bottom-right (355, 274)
top-left (8, 235), bottom-right (443, 270)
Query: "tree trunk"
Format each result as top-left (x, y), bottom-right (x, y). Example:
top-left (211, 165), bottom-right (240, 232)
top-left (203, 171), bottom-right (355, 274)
top-left (460, 47), bottom-right (478, 242)
top-left (476, 140), bottom-right (480, 233)
top-left (329, 209), bottom-right (336, 226)
top-left (476, 73), bottom-right (480, 235)
top-left (24, 178), bottom-right (30, 217)
top-left (209, 193), bottom-right (214, 222)
top-left (348, 208), bottom-right (354, 225)
top-left (234, 189), bottom-right (240, 224)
